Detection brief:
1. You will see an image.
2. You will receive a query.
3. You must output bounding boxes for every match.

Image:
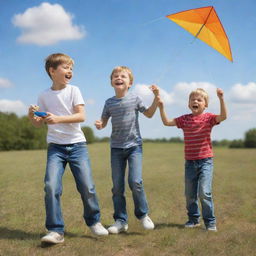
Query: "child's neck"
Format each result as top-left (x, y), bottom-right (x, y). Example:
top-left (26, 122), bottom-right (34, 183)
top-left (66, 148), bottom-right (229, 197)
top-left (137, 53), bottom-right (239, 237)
top-left (115, 88), bottom-right (129, 98)
top-left (51, 82), bottom-right (67, 91)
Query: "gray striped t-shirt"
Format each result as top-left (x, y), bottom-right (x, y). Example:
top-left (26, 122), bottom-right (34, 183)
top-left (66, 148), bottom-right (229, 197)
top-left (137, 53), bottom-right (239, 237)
top-left (101, 92), bottom-right (147, 148)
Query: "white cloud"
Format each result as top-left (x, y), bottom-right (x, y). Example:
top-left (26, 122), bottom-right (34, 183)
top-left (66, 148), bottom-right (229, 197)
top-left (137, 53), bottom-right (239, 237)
top-left (0, 78), bottom-right (13, 88)
top-left (0, 100), bottom-right (27, 116)
top-left (172, 82), bottom-right (217, 102)
top-left (229, 82), bottom-right (256, 103)
top-left (12, 2), bottom-right (85, 46)
top-left (133, 83), bottom-right (173, 106)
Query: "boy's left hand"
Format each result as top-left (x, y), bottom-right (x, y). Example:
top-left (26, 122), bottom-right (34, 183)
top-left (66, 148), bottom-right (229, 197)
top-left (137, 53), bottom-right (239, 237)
top-left (44, 113), bottom-right (59, 124)
top-left (217, 88), bottom-right (224, 99)
top-left (149, 85), bottom-right (159, 97)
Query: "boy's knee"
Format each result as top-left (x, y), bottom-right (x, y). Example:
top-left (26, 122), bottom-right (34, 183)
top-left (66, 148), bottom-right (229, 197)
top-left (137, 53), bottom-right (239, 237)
top-left (128, 180), bottom-right (144, 191)
top-left (199, 190), bottom-right (212, 200)
top-left (112, 186), bottom-right (125, 196)
top-left (44, 181), bottom-right (61, 196)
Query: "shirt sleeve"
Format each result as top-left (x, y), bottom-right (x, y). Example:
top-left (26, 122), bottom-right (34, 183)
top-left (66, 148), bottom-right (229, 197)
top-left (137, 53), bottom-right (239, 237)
top-left (136, 96), bottom-right (147, 113)
top-left (101, 101), bottom-right (110, 119)
top-left (208, 113), bottom-right (219, 126)
top-left (175, 115), bottom-right (185, 129)
top-left (73, 86), bottom-right (85, 106)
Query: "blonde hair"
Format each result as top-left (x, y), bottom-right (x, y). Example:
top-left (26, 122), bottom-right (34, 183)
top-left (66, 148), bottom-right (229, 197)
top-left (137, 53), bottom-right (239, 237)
top-left (45, 53), bottom-right (74, 78)
top-left (110, 66), bottom-right (134, 85)
top-left (189, 88), bottom-right (209, 107)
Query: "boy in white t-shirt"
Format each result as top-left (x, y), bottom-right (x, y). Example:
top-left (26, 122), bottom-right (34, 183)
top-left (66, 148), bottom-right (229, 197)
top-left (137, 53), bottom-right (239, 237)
top-left (28, 53), bottom-right (108, 244)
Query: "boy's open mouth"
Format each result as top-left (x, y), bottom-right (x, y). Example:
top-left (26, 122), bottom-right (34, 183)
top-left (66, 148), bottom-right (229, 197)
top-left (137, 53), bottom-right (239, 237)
top-left (192, 105), bottom-right (199, 110)
top-left (65, 74), bottom-right (72, 79)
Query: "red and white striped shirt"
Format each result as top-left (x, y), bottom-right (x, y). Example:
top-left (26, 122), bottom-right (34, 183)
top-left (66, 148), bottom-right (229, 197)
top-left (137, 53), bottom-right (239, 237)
top-left (175, 113), bottom-right (218, 160)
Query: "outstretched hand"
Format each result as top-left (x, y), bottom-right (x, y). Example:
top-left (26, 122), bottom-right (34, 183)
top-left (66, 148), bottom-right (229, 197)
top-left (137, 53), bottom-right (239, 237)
top-left (149, 85), bottom-right (160, 97)
top-left (217, 88), bottom-right (224, 99)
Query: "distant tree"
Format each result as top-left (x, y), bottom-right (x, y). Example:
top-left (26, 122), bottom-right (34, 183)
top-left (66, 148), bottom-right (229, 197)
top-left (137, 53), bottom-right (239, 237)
top-left (0, 112), bottom-right (47, 151)
top-left (169, 137), bottom-right (183, 143)
top-left (213, 139), bottom-right (231, 147)
top-left (244, 128), bottom-right (256, 148)
top-left (229, 139), bottom-right (244, 148)
top-left (81, 126), bottom-right (95, 144)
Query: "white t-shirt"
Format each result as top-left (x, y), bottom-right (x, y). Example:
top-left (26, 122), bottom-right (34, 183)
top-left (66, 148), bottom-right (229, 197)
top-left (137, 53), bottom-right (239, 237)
top-left (38, 84), bottom-right (86, 144)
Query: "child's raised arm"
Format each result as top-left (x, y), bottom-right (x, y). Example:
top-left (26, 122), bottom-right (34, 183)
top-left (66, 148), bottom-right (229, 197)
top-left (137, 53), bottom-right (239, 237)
top-left (158, 98), bottom-right (176, 126)
top-left (143, 85), bottom-right (160, 118)
top-left (215, 88), bottom-right (227, 123)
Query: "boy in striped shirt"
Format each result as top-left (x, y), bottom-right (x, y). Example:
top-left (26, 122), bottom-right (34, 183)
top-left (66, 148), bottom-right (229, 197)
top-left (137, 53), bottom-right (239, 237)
top-left (158, 88), bottom-right (227, 231)
top-left (95, 66), bottom-right (159, 234)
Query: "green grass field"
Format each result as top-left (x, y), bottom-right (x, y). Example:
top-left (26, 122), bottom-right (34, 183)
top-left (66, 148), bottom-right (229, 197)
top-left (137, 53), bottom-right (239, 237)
top-left (0, 143), bottom-right (255, 256)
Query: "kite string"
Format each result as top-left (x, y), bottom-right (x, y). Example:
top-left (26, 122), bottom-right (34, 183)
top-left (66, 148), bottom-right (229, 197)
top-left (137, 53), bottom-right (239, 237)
top-left (141, 16), bottom-right (165, 26)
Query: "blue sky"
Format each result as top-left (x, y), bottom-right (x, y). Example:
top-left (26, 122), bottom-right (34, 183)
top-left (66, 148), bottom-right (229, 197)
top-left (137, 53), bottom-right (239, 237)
top-left (1, 0), bottom-right (255, 140)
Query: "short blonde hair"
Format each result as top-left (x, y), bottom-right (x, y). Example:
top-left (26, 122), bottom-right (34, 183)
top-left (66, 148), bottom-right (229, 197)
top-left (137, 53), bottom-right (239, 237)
top-left (189, 88), bottom-right (209, 107)
top-left (110, 66), bottom-right (134, 85)
top-left (45, 53), bottom-right (74, 78)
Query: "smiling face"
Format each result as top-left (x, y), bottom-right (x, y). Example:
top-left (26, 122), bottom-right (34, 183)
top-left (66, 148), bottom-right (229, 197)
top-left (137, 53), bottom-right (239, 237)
top-left (111, 70), bottom-right (132, 97)
top-left (49, 63), bottom-right (73, 88)
top-left (45, 53), bottom-right (74, 89)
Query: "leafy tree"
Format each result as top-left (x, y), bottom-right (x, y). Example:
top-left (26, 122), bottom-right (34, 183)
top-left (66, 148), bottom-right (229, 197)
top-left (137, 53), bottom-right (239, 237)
top-left (244, 128), bottom-right (256, 148)
top-left (229, 139), bottom-right (244, 148)
top-left (81, 126), bottom-right (95, 144)
top-left (0, 112), bottom-right (47, 150)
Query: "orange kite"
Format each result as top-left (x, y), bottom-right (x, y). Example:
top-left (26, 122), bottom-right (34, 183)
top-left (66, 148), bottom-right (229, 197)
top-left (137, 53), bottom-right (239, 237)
top-left (166, 6), bottom-right (233, 62)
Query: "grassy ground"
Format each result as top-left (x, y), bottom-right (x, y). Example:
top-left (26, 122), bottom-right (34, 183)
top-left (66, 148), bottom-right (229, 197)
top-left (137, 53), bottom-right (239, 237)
top-left (0, 143), bottom-right (255, 256)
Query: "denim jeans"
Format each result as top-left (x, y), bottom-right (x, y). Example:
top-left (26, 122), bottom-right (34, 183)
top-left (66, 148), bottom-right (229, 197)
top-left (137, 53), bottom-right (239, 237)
top-left (111, 145), bottom-right (149, 223)
top-left (44, 142), bottom-right (100, 233)
top-left (185, 157), bottom-right (216, 227)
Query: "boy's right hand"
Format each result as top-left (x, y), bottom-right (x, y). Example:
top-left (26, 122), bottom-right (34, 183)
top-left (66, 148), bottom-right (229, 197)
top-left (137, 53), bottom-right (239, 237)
top-left (28, 105), bottom-right (39, 120)
top-left (95, 120), bottom-right (103, 130)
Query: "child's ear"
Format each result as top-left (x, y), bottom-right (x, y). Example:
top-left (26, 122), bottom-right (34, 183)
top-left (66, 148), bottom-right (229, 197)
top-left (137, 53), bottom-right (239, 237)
top-left (49, 67), bottom-right (55, 76)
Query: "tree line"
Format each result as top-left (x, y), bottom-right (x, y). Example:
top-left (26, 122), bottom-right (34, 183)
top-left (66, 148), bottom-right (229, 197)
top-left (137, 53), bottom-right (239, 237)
top-left (0, 112), bottom-right (255, 151)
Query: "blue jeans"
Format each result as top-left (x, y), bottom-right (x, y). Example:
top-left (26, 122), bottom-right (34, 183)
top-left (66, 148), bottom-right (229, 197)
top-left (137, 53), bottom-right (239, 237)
top-left (44, 142), bottom-right (100, 233)
top-left (111, 145), bottom-right (149, 223)
top-left (185, 157), bottom-right (216, 227)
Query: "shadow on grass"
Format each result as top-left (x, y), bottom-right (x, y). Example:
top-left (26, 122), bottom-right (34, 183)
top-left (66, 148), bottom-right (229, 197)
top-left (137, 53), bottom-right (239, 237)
top-left (0, 227), bottom-right (99, 242)
top-left (0, 227), bottom-right (40, 240)
top-left (155, 222), bottom-right (184, 230)
top-left (118, 231), bottom-right (144, 236)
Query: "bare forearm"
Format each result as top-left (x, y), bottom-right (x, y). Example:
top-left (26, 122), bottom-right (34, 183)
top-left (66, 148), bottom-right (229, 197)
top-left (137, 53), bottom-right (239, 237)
top-left (159, 106), bottom-right (176, 126)
top-left (144, 97), bottom-right (158, 118)
top-left (54, 112), bottom-right (85, 123)
top-left (216, 98), bottom-right (227, 122)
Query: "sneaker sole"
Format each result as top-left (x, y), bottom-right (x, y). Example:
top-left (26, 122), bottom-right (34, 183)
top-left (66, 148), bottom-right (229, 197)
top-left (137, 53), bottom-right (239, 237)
top-left (41, 237), bottom-right (64, 244)
top-left (206, 227), bottom-right (217, 232)
top-left (108, 226), bottom-right (128, 234)
top-left (185, 223), bottom-right (201, 228)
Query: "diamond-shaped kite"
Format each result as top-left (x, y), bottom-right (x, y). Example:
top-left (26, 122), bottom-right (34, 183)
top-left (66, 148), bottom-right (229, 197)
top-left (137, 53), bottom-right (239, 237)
top-left (166, 6), bottom-right (233, 61)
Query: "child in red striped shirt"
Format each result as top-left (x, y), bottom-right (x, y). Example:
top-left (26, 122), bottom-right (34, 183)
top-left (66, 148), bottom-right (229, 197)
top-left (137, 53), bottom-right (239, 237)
top-left (158, 88), bottom-right (227, 231)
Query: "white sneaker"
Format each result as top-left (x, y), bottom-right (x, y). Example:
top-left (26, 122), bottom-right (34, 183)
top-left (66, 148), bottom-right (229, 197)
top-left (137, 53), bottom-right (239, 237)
top-left (206, 225), bottom-right (217, 232)
top-left (89, 222), bottom-right (109, 236)
top-left (140, 215), bottom-right (155, 230)
top-left (107, 220), bottom-right (128, 234)
top-left (41, 231), bottom-right (64, 244)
